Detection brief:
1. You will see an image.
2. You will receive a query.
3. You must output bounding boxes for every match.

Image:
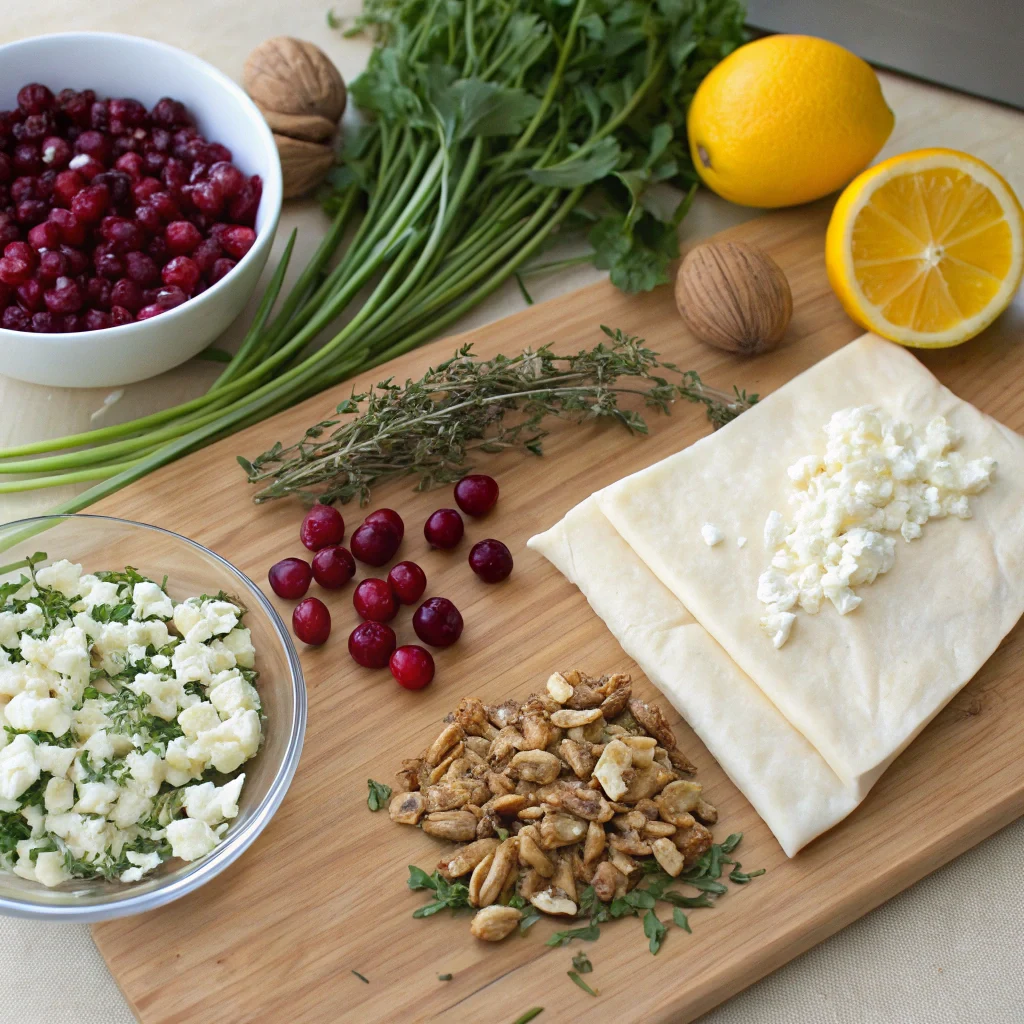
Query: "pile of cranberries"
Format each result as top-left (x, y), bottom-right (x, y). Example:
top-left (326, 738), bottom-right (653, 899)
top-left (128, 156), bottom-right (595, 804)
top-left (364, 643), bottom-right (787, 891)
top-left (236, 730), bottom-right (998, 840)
top-left (0, 83), bottom-right (261, 333)
top-left (266, 473), bottom-right (513, 691)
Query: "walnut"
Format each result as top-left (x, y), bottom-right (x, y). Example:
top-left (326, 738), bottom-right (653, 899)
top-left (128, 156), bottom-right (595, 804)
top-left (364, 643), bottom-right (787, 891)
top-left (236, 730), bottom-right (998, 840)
top-left (651, 837), bottom-right (684, 877)
top-left (509, 750), bottom-right (562, 785)
top-left (421, 810), bottom-right (478, 841)
top-left (243, 37), bottom-right (346, 197)
top-left (672, 822), bottom-right (714, 867)
top-left (470, 905), bottom-right (521, 942)
top-left (455, 697), bottom-right (497, 738)
top-left (559, 738), bottom-right (595, 780)
top-left (590, 860), bottom-right (622, 902)
top-left (438, 838), bottom-right (499, 880)
top-left (627, 698), bottom-right (677, 751)
top-left (388, 791), bottom-right (425, 825)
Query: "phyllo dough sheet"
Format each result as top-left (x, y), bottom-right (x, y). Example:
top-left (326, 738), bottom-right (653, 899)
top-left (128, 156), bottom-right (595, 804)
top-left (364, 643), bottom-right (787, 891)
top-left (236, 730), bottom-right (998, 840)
top-left (596, 335), bottom-right (1024, 790)
top-left (528, 496), bottom-right (865, 857)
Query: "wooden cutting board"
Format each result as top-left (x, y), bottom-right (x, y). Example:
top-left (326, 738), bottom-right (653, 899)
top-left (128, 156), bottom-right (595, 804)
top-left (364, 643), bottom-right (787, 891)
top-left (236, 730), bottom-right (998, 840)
top-left (90, 205), bottom-right (1024, 1023)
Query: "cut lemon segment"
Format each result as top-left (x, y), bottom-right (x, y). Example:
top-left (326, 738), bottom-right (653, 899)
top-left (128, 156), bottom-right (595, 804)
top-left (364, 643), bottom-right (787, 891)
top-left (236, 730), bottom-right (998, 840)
top-left (825, 149), bottom-right (1024, 348)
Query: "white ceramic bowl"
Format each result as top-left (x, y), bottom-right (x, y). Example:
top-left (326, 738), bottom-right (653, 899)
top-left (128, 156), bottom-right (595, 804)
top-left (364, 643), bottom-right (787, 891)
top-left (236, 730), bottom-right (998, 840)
top-left (0, 33), bottom-right (283, 388)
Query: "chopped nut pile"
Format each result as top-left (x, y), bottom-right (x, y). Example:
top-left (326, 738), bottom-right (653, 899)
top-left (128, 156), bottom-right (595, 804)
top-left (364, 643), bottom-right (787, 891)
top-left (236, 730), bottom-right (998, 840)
top-left (389, 670), bottom-right (719, 940)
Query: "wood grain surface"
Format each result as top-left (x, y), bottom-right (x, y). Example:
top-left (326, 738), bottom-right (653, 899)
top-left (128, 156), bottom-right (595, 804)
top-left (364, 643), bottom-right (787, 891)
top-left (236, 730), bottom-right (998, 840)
top-left (90, 206), bottom-right (1024, 1023)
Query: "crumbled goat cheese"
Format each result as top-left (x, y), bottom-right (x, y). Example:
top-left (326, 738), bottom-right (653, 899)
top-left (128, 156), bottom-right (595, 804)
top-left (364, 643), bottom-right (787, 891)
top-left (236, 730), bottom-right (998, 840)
top-left (758, 406), bottom-right (995, 648)
top-left (701, 523), bottom-right (725, 547)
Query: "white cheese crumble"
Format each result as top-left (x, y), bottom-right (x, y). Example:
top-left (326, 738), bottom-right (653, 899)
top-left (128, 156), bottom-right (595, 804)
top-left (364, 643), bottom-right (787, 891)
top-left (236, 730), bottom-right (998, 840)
top-left (758, 406), bottom-right (996, 648)
top-left (737, 536), bottom-right (748, 548)
top-left (0, 559), bottom-right (263, 887)
top-left (700, 523), bottom-right (725, 547)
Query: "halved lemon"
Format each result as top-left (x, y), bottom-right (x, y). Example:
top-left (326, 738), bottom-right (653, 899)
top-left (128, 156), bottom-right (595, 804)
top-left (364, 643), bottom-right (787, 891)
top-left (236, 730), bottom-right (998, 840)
top-left (825, 149), bottom-right (1024, 348)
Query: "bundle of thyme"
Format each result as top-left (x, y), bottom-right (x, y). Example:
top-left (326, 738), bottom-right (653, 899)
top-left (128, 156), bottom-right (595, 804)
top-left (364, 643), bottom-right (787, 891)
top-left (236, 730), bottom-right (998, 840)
top-left (239, 327), bottom-right (756, 504)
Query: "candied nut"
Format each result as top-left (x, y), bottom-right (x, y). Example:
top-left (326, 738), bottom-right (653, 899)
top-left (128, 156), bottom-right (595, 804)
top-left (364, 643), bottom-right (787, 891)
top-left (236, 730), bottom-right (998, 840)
top-left (608, 829), bottom-right (652, 857)
top-left (673, 821), bottom-right (714, 867)
top-left (517, 806), bottom-right (544, 821)
top-left (623, 765), bottom-right (674, 803)
top-left (488, 794), bottom-right (529, 817)
top-left (695, 798), bottom-right (718, 825)
top-left (422, 810), bottom-right (478, 841)
top-left (559, 738), bottom-right (595, 780)
top-left (611, 810), bottom-right (647, 832)
top-left (445, 757), bottom-right (472, 780)
top-left (620, 735), bottom-right (657, 767)
top-left (519, 867), bottom-right (545, 901)
top-left (546, 672), bottom-right (574, 704)
top-left (565, 681), bottom-right (603, 709)
top-left (530, 888), bottom-right (578, 917)
top-left (550, 707), bottom-right (604, 728)
top-left (464, 735), bottom-right (492, 759)
top-left (486, 698), bottom-right (521, 730)
top-left (468, 851), bottom-right (494, 905)
top-left (607, 847), bottom-right (641, 882)
top-left (651, 837), bottom-right (684, 877)
top-left (486, 771), bottom-right (516, 797)
top-left (555, 785), bottom-right (613, 823)
top-left (599, 680), bottom-right (633, 720)
top-left (583, 820), bottom-right (606, 865)
top-left (539, 813), bottom-right (588, 849)
top-left (519, 830), bottom-right (555, 877)
top-left (478, 837), bottom-right (519, 907)
top-left (429, 747), bottom-right (462, 784)
top-left (396, 758), bottom-right (421, 792)
top-left (553, 853), bottom-right (577, 903)
top-left (426, 722), bottom-right (464, 766)
top-left (476, 812), bottom-right (500, 839)
top-left (424, 779), bottom-right (485, 813)
top-left (455, 697), bottom-right (498, 739)
top-left (388, 791), bottom-right (426, 825)
top-left (643, 820), bottom-right (677, 839)
top-left (500, 864), bottom-right (517, 905)
top-left (656, 780), bottom-right (703, 824)
top-left (470, 904), bottom-right (522, 942)
top-left (489, 726), bottom-right (525, 767)
top-left (669, 747), bottom-right (698, 774)
top-left (509, 750), bottom-right (562, 785)
top-left (520, 713), bottom-right (555, 752)
top-left (439, 838), bottom-right (499, 879)
top-left (590, 860), bottom-right (623, 902)
top-left (593, 739), bottom-right (632, 801)
top-left (635, 798), bottom-right (659, 821)
top-left (628, 698), bottom-right (677, 751)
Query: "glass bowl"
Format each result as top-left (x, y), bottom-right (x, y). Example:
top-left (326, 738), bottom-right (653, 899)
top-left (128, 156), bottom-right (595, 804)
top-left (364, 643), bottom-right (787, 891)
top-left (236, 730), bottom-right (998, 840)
top-left (0, 514), bottom-right (305, 922)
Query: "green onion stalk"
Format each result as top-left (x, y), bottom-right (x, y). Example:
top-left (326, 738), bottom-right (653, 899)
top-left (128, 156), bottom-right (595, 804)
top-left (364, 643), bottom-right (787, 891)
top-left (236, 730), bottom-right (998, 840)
top-left (0, 0), bottom-right (745, 511)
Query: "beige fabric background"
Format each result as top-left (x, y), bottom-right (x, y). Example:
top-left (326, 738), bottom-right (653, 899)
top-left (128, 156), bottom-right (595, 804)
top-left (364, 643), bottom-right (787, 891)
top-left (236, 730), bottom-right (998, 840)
top-left (1, 3), bottom-right (1022, 1021)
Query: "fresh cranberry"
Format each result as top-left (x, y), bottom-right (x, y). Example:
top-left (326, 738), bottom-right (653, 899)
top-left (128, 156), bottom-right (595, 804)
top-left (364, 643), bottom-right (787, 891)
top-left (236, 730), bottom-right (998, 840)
top-left (57, 90), bottom-right (92, 128)
top-left (135, 204), bottom-right (163, 234)
top-left (299, 503), bottom-right (345, 551)
top-left (115, 152), bottom-right (145, 180)
top-left (229, 176), bottom-right (261, 226)
top-left (166, 220), bottom-right (201, 254)
top-left (123, 250), bottom-right (158, 284)
top-left (131, 177), bottom-right (162, 204)
top-left (13, 144), bottom-right (42, 176)
top-left (162, 158), bottom-right (188, 193)
top-left (85, 276), bottom-right (112, 308)
top-left (150, 98), bottom-right (192, 129)
top-left (0, 215), bottom-right (19, 247)
top-left (292, 597), bottom-right (331, 646)
top-left (101, 215), bottom-right (144, 252)
top-left (1, 306), bottom-right (30, 330)
top-left (110, 305), bottom-right (133, 326)
top-left (74, 130), bottom-right (111, 165)
top-left (108, 98), bottom-right (146, 132)
top-left (16, 279), bottom-right (43, 311)
top-left (162, 255), bottom-right (199, 292)
top-left (208, 161), bottom-right (245, 198)
top-left (219, 225), bottom-right (256, 259)
top-left (0, 256), bottom-right (32, 286)
top-left (454, 474), bottom-right (499, 516)
top-left (17, 84), bottom-right (54, 116)
top-left (365, 508), bottom-right (405, 541)
top-left (308, 545), bottom-right (354, 590)
top-left (11, 177), bottom-right (35, 204)
top-left (348, 621), bottom-right (396, 669)
top-left (268, 557), bottom-right (312, 599)
top-left (69, 154), bottom-right (105, 180)
top-left (149, 192), bottom-right (180, 221)
top-left (389, 645), bottom-right (435, 690)
top-left (192, 237), bottom-right (222, 274)
top-left (469, 539), bottom-right (514, 583)
top-left (71, 183), bottom-right (109, 224)
top-left (31, 311), bottom-right (61, 333)
top-left (83, 308), bottom-right (112, 331)
top-left (155, 285), bottom-right (187, 309)
top-left (93, 171), bottom-right (132, 208)
top-left (210, 258), bottom-right (236, 283)
top-left (59, 244), bottom-right (89, 276)
top-left (350, 521), bottom-right (400, 567)
top-left (5, 241), bottom-right (36, 267)
top-left (424, 509), bottom-right (464, 549)
top-left (0, 154), bottom-right (10, 184)
top-left (63, 313), bottom-right (82, 333)
top-left (94, 251), bottom-right (123, 280)
top-left (40, 136), bottom-right (71, 170)
top-left (111, 277), bottom-right (144, 312)
top-left (353, 578), bottom-right (398, 623)
top-left (53, 169), bottom-right (85, 206)
top-left (39, 251), bottom-right (70, 283)
top-left (147, 236), bottom-right (169, 263)
top-left (413, 597), bottom-right (464, 648)
top-left (387, 561), bottom-right (427, 605)
top-left (185, 180), bottom-right (223, 217)
top-left (15, 199), bottom-right (47, 225)
top-left (136, 304), bottom-right (164, 320)
top-left (44, 277), bottom-right (83, 314)
top-left (88, 101), bottom-right (109, 132)
top-left (27, 220), bottom-right (60, 250)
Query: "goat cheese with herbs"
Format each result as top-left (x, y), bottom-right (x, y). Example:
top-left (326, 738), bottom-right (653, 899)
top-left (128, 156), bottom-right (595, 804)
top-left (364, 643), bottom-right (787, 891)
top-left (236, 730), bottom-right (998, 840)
top-left (758, 406), bottom-right (996, 647)
top-left (0, 557), bottom-right (263, 887)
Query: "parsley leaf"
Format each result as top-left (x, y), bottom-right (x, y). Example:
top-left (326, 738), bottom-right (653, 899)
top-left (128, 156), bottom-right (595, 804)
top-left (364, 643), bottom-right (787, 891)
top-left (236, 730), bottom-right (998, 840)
top-left (567, 971), bottom-right (598, 997)
top-left (366, 778), bottom-right (392, 811)
top-left (672, 908), bottom-right (692, 933)
top-left (571, 951), bottom-right (593, 974)
top-left (545, 922), bottom-right (600, 947)
top-left (643, 909), bottom-right (667, 955)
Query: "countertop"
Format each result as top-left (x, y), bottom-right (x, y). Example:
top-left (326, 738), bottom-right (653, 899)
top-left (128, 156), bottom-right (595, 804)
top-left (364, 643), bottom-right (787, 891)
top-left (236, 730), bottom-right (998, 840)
top-left (1, 3), bottom-right (1023, 1022)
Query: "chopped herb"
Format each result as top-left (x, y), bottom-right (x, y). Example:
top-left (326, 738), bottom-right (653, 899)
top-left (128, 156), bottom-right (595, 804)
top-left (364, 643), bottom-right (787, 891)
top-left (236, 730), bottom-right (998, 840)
top-left (519, 905), bottom-right (542, 933)
top-left (659, 891), bottom-right (715, 910)
top-left (571, 951), bottom-right (593, 974)
top-left (511, 1010), bottom-right (544, 1024)
top-left (495, 826), bottom-right (510, 841)
top-left (409, 869), bottom-right (472, 918)
top-left (351, 970), bottom-right (369, 984)
top-left (366, 778), bottom-right (392, 811)
top-left (545, 922), bottom-right (600, 947)
top-left (720, 833), bottom-right (743, 853)
top-left (4, 726), bottom-right (75, 748)
top-left (438, 973), bottom-right (453, 982)
top-left (728, 864), bottom-right (767, 884)
top-left (567, 971), bottom-right (598, 997)
top-left (407, 865), bottom-right (436, 891)
top-left (643, 910), bottom-right (667, 955)
top-left (681, 876), bottom-right (728, 895)
top-left (326, 7), bottom-right (340, 29)
top-left (672, 908), bottom-right (692, 933)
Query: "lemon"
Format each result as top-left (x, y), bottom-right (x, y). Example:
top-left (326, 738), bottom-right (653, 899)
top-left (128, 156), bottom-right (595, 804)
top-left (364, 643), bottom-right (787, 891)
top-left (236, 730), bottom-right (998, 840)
top-left (825, 149), bottom-right (1024, 348)
top-left (687, 35), bottom-right (894, 208)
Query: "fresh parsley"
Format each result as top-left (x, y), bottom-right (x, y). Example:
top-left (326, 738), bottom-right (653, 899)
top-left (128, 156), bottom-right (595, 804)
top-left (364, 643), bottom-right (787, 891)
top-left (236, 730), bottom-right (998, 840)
top-left (567, 971), bottom-right (598, 997)
top-left (407, 867), bottom-right (472, 918)
top-left (571, 951), bottom-right (593, 974)
top-left (643, 910), bottom-right (667, 955)
top-left (366, 778), bottom-right (392, 811)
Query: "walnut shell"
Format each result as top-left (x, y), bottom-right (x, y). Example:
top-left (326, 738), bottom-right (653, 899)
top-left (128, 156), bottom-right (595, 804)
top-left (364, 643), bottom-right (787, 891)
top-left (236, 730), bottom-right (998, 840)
top-left (675, 240), bottom-right (792, 355)
top-left (257, 105), bottom-right (338, 143)
top-left (274, 134), bottom-right (336, 199)
top-left (244, 37), bottom-right (346, 122)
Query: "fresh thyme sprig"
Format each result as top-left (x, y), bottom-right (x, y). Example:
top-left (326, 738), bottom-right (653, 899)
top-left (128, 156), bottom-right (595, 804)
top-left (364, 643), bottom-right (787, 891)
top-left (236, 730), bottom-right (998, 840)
top-left (240, 327), bottom-right (757, 505)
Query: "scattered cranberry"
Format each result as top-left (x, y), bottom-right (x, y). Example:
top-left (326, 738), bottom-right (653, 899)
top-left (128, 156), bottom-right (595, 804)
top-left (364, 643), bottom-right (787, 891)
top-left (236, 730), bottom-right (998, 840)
top-left (350, 521), bottom-right (400, 567)
top-left (348, 621), bottom-right (397, 669)
top-left (424, 508), bottom-right (464, 549)
top-left (412, 597), bottom-right (464, 648)
top-left (454, 474), bottom-right (499, 517)
top-left (389, 645), bottom-right (435, 690)
top-left (292, 597), bottom-right (331, 646)
top-left (299, 503), bottom-right (345, 551)
top-left (0, 84), bottom-right (261, 334)
top-left (387, 561), bottom-right (427, 605)
top-left (469, 539), bottom-right (514, 583)
top-left (353, 578), bottom-right (398, 622)
top-left (268, 557), bottom-right (312, 599)
top-left (364, 508), bottom-right (405, 541)
top-left (311, 545), bottom-right (355, 589)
